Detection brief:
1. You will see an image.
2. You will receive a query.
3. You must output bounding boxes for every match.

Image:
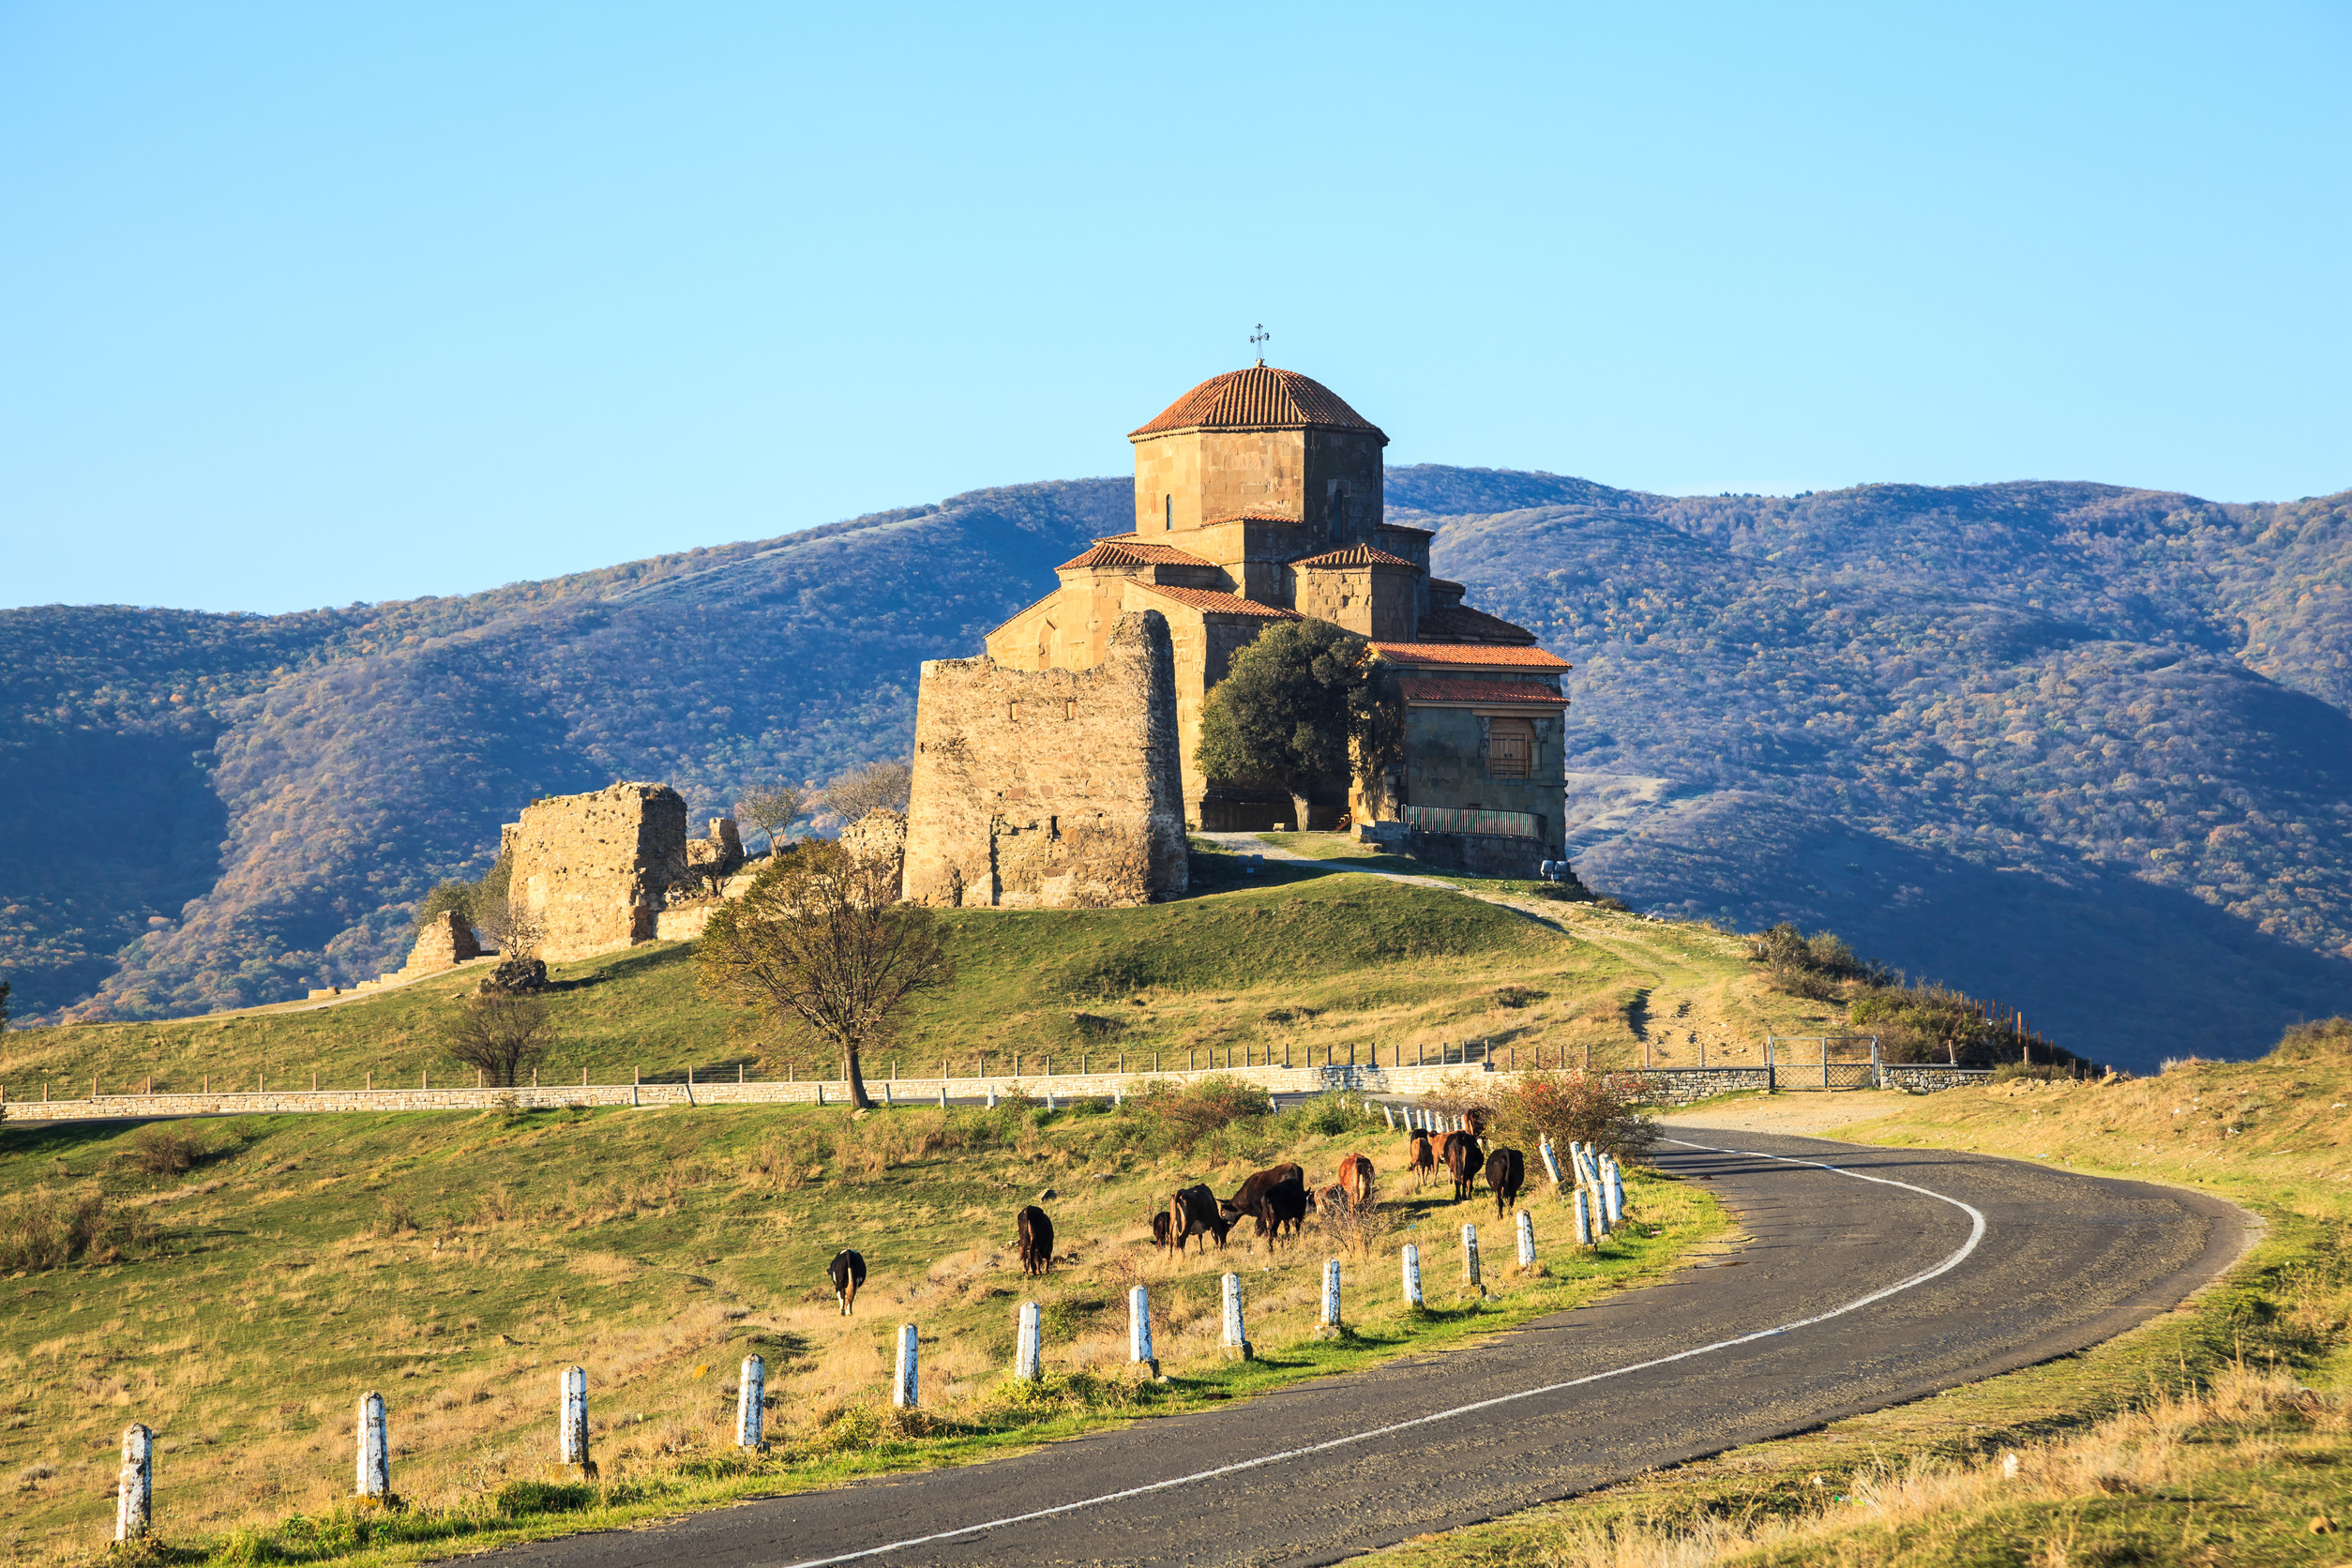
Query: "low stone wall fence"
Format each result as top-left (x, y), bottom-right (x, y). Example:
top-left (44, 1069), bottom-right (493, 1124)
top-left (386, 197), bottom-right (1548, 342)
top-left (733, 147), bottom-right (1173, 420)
top-left (0, 1058), bottom-right (1994, 1125)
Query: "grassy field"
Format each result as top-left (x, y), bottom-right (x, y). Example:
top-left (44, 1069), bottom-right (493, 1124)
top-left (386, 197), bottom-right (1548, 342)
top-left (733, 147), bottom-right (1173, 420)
top-left (0, 1093), bottom-right (1723, 1565)
top-left (1364, 1043), bottom-right (2352, 1568)
top-left (0, 837), bottom-right (1837, 1099)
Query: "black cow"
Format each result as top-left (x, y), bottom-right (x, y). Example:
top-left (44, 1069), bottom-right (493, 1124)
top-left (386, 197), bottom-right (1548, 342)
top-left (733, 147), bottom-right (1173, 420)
top-left (1218, 1162), bottom-right (1304, 1226)
top-left (1250, 1176), bottom-right (1310, 1249)
top-left (1441, 1131), bottom-right (1483, 1201)
top-left (1485, 1147), bottom-right (1526, 1217)
top-left (1168, 1184), bottom-right (1230, 1255)
top-left (1017, 1204), bottom-right (1055, 1276)
top-left (828, 1248), bottom-right (867, 1316)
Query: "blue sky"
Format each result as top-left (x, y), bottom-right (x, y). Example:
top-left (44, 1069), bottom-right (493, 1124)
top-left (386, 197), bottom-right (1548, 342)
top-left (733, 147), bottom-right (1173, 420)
top-left (3, 2), bottom-right (2345, 614)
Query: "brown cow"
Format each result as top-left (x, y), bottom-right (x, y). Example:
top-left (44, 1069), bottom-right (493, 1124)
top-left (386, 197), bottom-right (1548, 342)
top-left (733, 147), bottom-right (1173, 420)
top-left (1317, 1183), bottom-right (1350, 1217)
top-left (1441, 1130), bottom-right (1483, 1201)
top-left (1168, 1184), bottom-right (1230, 1255)
top-left (828, 1248), bottom-right (866, 1316)
top-left (1464, 1108), bottom-right (1491, 1137)
top-left (1485, 1147), bottom-right (1526, 1217)
top-left (1218, 1163), bottom-right (1304, 1227)
top-left (1150, 1211), bottom-right (1172, 1248)
top-left (1408, 1135), bottom-right (1436, 1184)
top-left (1336, 1152), bottom-right (1375, 1209)
top-left (1017, 1204), bottom-right (1055, 1276)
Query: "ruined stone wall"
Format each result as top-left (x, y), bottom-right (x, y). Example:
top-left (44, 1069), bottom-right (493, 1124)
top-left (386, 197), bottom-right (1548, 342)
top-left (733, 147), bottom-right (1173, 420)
top-left (399, 910), bottom-right (481, 977)
top-left (508, 783), bottom-right (689, 961)
top-left (903, 611), bottom-right (1188, 908)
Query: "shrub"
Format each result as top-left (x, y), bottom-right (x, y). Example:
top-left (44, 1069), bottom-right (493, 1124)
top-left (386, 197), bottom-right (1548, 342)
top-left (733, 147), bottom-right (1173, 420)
top-left (2270, 1018), bottom-right (2352, 1063)
top-left (0, 1188), bottom-right (158, 1270)
top-left (1989, 1062), bottom-right (2081, 1084)
top-left (124, 1123), bottom-right (213, 1177)
top-left (1491, 1069), bottom-right (1658, 1162)
top-left (1138, 1076), bottom-right (1268, 1151)
top-left (438, 993), bottom-right (558, 1087)
top-left (1277, 1090), bottom-right (1377, 1138)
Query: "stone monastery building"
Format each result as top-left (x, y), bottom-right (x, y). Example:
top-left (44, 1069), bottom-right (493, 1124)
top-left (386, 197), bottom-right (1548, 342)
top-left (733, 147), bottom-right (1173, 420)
top-left (901, 363), bottom-right (1572, 909)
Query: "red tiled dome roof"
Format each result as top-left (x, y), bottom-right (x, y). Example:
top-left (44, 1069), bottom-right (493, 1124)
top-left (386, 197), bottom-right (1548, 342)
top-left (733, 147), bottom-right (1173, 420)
top-left (1290, 543), bottom-right (1418, 570)
top-left (1130, 365), bottom-right (1386, 441)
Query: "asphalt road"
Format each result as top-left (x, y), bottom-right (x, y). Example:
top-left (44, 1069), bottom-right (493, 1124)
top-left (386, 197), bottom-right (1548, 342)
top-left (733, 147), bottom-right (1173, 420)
top-left (501, 1130), bottom-right (2249, 1568)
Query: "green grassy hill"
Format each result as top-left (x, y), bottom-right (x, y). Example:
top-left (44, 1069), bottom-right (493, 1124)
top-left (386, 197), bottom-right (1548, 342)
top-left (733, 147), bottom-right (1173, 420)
top-left (0, 1086), bottom-right (1719, 1561)
top-left (0, 841), bottom-right (1835, 1099)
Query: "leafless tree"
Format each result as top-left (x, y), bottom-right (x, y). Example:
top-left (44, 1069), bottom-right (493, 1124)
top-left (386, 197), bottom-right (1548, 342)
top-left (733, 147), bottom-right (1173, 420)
top-left (822, 759), bottom-right (912, 826)
top-left (695, 837), bottom-right (951, 1110)
top-left (736, 783), bottom-right (809, 853)
top-left (440, 994), bottom-right (559, 1087)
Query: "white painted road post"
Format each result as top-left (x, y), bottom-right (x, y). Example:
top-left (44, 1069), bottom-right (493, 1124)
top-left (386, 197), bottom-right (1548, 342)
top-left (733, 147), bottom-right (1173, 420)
top-left (1015, 1302), bottom-right (1042, 1382)
top-left (939, 1083), bottom-right (949, 1108)
top-left (1604, 1165), bottom-right (1624, 1229)
top-left (1128, 1285), bottom-right (1158, 1376)
top-left (1516, 1209), bottom-right (1536, 1271)
top-left (1045, 1090), bottom-right (1057, 1110)
top-left (1574, 1187), bottom-right (1596, 1247)
top-left (356, 1391), bottom-right (390, 1499)
top-left (1401, 1243), bottom-right (1425, 1308)
top-left (559, 1365), bottom-right (591, 1474)
top-left (1319, 1259), bottom-right (1343, 1334)
top-left (893, 1323), bottom-right (921, 1407)
top-left (1538, 1138), bottom-right (1564, 1188)
top-left (1382, 1104), bottom-right (1395, 1131)
top-left (736, 1354), bottom-right (766, 1449)
top-left (986, 1087), bottom-right (998, 1108)
top-left (116, 1423), bottom-right (152, 1542)
top-left (1220, 1272), bottom-right (1253, 1361)
top-left (882, 1079), bottom-right (895, 1106)
top-left (1461, 1223), bottom-right (1484, 1294)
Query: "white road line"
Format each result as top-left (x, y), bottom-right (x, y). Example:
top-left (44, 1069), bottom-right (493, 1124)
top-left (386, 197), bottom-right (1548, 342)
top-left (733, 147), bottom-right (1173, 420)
top-left (776, 1139), bottom-right (1987, 1568)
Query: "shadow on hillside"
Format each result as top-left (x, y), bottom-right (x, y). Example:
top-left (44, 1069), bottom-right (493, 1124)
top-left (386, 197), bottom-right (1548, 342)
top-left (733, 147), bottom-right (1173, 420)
top-left (1576, 795), bottom-right (2352, 1073)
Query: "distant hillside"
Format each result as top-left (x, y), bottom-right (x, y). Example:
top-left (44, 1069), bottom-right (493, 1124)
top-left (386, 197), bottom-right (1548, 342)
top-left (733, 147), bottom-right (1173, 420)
top-left (4, 465), bottom-right (2348, 1069)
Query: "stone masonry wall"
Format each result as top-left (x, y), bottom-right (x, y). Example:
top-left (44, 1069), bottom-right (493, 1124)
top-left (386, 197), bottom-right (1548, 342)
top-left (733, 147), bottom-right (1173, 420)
top-left (399, 910), bottom-right (482, 977)
top-left (509, 783), bottom-right (689, 962)
top-left (904, 611), bottom-right (1188, 908)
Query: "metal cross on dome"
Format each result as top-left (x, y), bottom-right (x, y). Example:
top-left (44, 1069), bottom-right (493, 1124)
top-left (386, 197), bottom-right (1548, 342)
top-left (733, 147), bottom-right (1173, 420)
top-left (1250, 324), bottom-right (1269, 363)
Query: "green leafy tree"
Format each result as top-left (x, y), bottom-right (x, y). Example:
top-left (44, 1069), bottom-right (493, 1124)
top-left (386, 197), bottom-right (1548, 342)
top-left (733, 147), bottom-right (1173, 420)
top-left (439, 993), bottom-right (558, 1087)
top-left (696, 837), bottom-right (952, 1110)
top-left (1196, 620), bottom-right (1401, 828)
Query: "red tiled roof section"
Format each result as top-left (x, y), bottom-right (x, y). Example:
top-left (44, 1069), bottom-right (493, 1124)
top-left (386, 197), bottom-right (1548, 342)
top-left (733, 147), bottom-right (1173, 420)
top-left (1400, 677), bottom-right (1568, 706)
top-left (1130, 365), bottom-right (1387, 440)
top-left (1290, 543), bottom-right (1419, 570)
top-left (1372, 642), bottom-right (1572, 670)
top-left (1058, 539), bottom-right (1218, 571)
top-left (1131, 582), bottom-right (1303, 619)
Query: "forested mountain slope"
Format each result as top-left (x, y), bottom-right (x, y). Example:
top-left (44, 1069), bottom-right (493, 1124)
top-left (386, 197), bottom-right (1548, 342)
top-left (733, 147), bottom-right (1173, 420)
top-left (4, 466), bottom-right (2347, 1068)
top-left (0, 482), bottom-right (1123, 1022)
top-left (1410, 470), bottom-right (2352, 1063)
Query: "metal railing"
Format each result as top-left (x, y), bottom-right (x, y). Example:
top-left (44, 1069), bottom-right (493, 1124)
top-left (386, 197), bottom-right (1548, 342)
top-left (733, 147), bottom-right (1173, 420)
top-left (1402, 805), bottom-right (1539, 839)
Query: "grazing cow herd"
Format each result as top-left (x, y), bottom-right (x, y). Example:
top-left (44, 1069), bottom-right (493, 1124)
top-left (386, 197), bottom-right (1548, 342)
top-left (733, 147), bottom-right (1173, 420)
top-left (828, 1101), bottom-right (1560, 1316)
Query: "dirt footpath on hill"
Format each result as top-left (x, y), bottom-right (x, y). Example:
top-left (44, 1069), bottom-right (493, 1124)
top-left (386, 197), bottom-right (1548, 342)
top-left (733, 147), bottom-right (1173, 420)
top-left (1658, 1089), bottom-right (1919, 1137)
